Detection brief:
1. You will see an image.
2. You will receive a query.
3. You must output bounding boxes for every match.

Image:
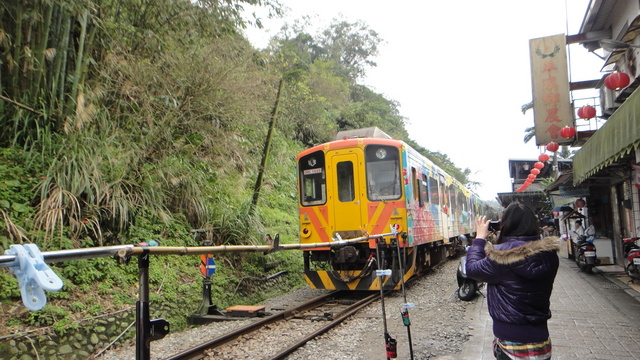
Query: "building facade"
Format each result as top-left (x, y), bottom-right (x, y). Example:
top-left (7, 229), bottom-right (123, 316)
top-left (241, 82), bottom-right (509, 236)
top-left (568, 1), bottom-right (640, 265)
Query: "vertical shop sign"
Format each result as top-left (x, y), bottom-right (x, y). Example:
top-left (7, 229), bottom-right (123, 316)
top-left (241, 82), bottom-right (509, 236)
top-left (530, 34), bottom-right (573, 146)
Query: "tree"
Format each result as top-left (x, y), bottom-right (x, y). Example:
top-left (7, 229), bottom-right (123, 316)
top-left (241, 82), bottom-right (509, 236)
top-left (315, 19), bottom-right (383, 81)
top-left (0, 0), bottom-right (284, 245)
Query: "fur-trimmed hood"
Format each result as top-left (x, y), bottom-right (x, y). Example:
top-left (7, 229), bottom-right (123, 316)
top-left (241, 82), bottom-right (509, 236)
top-left (466, 236), bottom-right (560, 342)
top-left (465, 235), bottom-right (560, 342)
top-left (486, 236), bottom-right (560, 266)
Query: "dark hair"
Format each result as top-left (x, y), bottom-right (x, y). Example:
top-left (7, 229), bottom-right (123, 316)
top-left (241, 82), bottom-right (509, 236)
top-left (575, 219), bottom-right (582, 225)
top-left (496, 202), bottom-right (540, 243)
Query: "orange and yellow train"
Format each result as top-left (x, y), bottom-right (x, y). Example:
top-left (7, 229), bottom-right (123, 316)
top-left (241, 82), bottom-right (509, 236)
top-left (297, 127), bottom-right (499, 291)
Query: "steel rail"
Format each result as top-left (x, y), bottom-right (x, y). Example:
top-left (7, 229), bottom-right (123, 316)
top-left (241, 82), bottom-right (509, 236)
top-left (163, 291), bottom-right (341, 360)
top-left (1, 231), bottom-right (400, 360)
top-left (268, 292), bottom-right (381, 360)
top-left (165, 268), bottom-right (429, 360)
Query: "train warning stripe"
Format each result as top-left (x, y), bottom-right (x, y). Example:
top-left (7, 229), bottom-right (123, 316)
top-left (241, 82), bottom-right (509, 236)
top-left (300, 207), bottom-right (331, 244)
top-left (368, 201), bottom-right (402, 235)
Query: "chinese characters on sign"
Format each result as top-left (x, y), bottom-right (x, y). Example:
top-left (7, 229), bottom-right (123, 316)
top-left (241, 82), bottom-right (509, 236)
top-left (530, 34), bottom-right (573, 146)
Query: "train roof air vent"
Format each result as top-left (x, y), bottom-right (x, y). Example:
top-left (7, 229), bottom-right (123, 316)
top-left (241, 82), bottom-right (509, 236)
top-left (334, 127), bottom-right (392, 140)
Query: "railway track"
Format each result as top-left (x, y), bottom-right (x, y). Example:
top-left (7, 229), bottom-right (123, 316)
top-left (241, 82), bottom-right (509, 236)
top-left (159, 260), bottom-right (446, 360)
top-left (164, 291), bottom-right (381, 360)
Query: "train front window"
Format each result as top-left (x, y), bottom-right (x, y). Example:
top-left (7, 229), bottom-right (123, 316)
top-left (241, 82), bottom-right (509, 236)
top-left (300, 151), bottom-right (326, 206)
top-left (337, 161), bottom-right (355, 202)
top-left (365, 145), bottom-right (401, 201)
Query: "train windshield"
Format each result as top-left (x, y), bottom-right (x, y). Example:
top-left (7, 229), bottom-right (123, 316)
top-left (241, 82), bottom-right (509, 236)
top-left (299, 151), bottom-right (326, 206)
top-left (365, 145), bottom-right (401, 201)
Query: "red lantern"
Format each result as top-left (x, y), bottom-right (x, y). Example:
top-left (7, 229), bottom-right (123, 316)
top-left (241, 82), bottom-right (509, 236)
top-left (534, 162), bottom-right (545, 169)
top-left (538, 154), bottom-right (550, 162)
top-left (528, 174), bottom-right (536, 180)
top-left (577, 105), bottom-right (596, 119)
top-left (605, 72), bottom-right (630, 90)
top-left (559, 126), bottom-right (576, 138)
top-left (546, 142), bottom-right (559, 152)
top-left (575, 199), bottom-right (586, 208)
top-left (530, 168), bottom-right (540, 175)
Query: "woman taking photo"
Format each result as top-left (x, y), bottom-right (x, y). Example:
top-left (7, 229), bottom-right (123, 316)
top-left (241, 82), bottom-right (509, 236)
top-left (466, 202), bottom-right (559, 360)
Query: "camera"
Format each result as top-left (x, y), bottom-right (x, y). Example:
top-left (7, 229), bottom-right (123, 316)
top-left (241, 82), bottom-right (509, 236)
top-left (489, 221), bottom-right (501, 232)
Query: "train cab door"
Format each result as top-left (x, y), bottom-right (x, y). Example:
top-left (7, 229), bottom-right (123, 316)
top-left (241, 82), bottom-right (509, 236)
top-left (327, 152), bottom-right (364, 237)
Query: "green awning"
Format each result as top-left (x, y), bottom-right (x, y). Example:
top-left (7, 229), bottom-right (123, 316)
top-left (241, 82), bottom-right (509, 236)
top-left (573, 88), bottom-right (640, 185)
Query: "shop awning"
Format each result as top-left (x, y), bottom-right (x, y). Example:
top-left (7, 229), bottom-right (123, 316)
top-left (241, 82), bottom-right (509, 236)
top-left (546, 173), bottom-right (572, 192)
top-left (561, 210), bottom-right (585, 222)
top-left (603, 15), bottom-right (640, 68)
top-left (573, 87), bottom-right (640, 185)
top-left (496, 191), bottom-right (547, 209)
top-left (552, 205), bottom-right (574, 212)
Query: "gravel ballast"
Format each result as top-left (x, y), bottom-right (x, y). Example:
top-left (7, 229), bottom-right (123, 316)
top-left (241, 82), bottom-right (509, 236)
top-left (98, 258), bottom-right (476, 359)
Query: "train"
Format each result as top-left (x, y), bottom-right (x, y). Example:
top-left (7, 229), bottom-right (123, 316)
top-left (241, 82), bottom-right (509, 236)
top-left (297, 127), bottom-right (500, 290)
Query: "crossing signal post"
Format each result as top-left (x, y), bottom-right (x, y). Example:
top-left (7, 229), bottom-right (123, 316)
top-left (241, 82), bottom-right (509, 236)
top-left (200, 253), bottom-right (217, 278)
top-left (188, 254), bottom-right (224, 325)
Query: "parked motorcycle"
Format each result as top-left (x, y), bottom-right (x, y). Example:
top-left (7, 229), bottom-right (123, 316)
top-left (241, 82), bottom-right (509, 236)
top-left (456, 236), bottom-right (484, 301)
top-left (575, 236), bottom-right (598, 274)
top-left (623, 237), bottom-right (640, 280)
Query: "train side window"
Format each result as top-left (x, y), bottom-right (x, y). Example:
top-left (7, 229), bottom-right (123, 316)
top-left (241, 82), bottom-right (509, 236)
top-left (440, 175), bottom-right (449, 213)
top-left (412, 168), bottom-right (419, 202)
top-left (449, 184), bottom-right (456, 209)
top-left (299, 151), bottom-right (326, 206)
top-left (428, 176), bottom-right (439, 206)
top-left (419, 174), bottom-right (429, 207)
top-left (337, 161), bottom-right (355, 202)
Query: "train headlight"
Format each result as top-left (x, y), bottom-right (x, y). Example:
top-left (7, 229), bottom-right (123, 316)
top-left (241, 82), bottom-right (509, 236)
top-left (375, 148), bottom-right (387, 159)
top-left (301, 227), bottom-right (312, 238)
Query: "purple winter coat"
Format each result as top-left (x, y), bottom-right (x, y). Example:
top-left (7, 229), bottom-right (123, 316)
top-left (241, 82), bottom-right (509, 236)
top-left (466, 235), bottom-right (559, 343)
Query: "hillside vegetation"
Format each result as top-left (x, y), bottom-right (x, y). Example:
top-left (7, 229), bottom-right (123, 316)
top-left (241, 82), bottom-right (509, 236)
top-left (0, 0), bottom-right (473, 334)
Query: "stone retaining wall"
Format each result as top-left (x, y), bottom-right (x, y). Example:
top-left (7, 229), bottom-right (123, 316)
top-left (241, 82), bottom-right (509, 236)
top-left (0, 308), bottom-right (135, 360)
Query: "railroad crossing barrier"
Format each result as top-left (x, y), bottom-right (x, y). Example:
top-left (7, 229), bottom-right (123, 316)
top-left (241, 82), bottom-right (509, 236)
top-left (0, 230), bottom-right (398, 360)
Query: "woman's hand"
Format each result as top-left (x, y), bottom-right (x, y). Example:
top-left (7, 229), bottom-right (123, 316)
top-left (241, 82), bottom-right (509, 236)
top-left (475, 215), bottom-right (491, 240)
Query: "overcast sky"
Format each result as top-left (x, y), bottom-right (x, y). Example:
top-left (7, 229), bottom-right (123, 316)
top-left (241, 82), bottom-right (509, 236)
top-left (243, 0), bottom-right (604, 201)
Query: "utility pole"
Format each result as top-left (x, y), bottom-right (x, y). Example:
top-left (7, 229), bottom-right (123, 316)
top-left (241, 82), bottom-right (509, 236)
top-left (251, 78), bottom-right (284, 215)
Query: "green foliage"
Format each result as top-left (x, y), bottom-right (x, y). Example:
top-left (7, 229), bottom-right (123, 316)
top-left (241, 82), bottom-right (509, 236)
top-left (0, 147), bottom-right (49, 247)
top-left (69, 302), bottom-right (86, 312)
top-left (87, 302), bottom-right (105, 316)
top-left (405, 139), bottom-right (471, 184)
top-left (339, 85), bottom-right (408, 139)
top-left (0, 0), bottom-right (473, 338)
top-left (21, 305), bottom-right (72, 332)
top-left (316, 18), bottom-right (383, 81)
top-left (0, 270), bottom-right (21, 300)
top-left (52, 316), bottom-right (80, 335)
top-left (129, 211), bottom-right (195, 246)
top-left (278, 60), bottom-right (349, 146)
top-left (58, 258), bottom-right (114, 285)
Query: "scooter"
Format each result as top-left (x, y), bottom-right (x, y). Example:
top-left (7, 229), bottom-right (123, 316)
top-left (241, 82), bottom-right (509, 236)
top-left (456, 237), bottom-right (484, 301)
top-left (623, 237), bottom-right (640, 280)
top-left (575, 236), bottom-right (598, 274)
